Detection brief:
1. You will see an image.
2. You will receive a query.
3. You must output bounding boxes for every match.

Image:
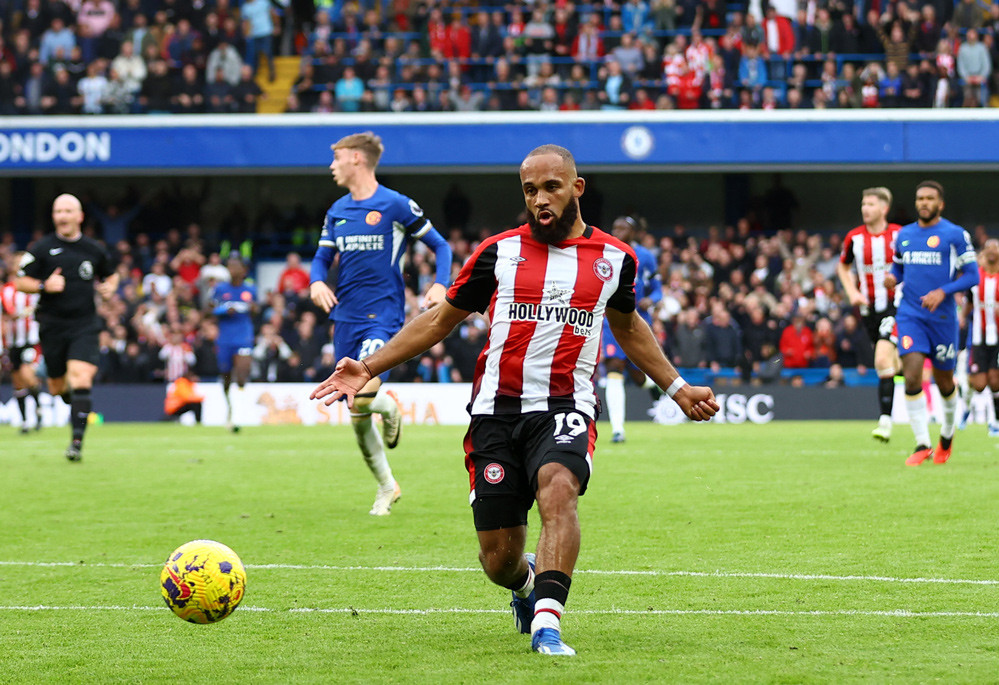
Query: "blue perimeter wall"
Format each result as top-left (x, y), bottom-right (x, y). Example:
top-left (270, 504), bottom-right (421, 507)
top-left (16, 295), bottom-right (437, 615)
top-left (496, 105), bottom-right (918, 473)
top-left (2, 110), bottom-right (999, 175)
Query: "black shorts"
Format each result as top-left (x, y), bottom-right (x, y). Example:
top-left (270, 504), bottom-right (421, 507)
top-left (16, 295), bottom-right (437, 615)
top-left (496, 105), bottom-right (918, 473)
top-left (464, 410), bottom-right (596, 531)
top-left (970, 344), bottom-right (999, 374)
top-left (39, 319), bottom-right (100, 379)
top-left (8, 344), bottom-right (39, 371)
top-left (862, 308), bottom-right (898, 346)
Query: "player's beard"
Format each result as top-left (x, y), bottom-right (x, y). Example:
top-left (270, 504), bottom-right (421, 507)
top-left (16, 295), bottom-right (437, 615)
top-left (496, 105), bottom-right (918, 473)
top-left (918, 207), bottom-right (941, 224)
top-left (528, 200), bottom-right (579, 245)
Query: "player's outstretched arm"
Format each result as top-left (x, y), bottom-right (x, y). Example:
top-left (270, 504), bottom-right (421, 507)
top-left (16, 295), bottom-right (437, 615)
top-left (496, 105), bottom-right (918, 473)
top-left (310, 299), bottom-right (471, 408)
top-left (605, 308), bottom-right (719, 421)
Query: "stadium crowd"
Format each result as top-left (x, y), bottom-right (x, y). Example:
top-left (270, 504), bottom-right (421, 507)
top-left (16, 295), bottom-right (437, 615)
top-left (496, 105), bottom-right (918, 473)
top-left (1, 0), bottom-right (998, 115)
top-left (2, 182), bottom-right (987, 388)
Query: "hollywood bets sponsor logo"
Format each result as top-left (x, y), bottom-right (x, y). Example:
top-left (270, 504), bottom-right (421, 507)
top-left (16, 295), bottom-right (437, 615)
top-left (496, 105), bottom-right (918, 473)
top-left (507, 302), bottom-right (595, 336)
top-left (484, 463), bottom-right (505, 484)
top-left (0, 131), bottom-right (111, 163)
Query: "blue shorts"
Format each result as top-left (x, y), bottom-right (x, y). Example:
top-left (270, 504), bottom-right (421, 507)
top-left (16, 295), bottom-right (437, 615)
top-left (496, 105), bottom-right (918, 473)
top-left (601, 319), bottom-right (627, 362)
top-left (216, 340), bottom-right (253, 373)
top-left (333, 321), bottom-right (398, 382)
top-left (896, 312), bottom-right (959, 371)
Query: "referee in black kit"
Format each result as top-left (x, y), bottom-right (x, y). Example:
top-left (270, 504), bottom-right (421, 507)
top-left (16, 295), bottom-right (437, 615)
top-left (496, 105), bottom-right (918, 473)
top-left (16, 193), bottom-right (118, 462)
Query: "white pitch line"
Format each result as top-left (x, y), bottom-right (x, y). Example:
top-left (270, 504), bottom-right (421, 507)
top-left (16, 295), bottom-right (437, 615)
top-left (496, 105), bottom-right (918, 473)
top-left (1, 605), bottom-right (998, 618)
top-left (1, 561), bottom-right (998, 586)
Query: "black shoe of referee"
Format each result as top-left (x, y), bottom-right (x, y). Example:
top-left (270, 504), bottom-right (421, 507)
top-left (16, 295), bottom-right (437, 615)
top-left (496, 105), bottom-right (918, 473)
top-left (65, 440), bottom-right (82, 462)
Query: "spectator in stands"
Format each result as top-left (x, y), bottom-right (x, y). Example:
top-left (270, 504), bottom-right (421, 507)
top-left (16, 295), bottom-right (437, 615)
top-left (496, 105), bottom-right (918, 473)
top-left (957, 28), bottom-right (992, 107)
top-left (139, 58), bottom-right (173, 113)
top-left (953, 0), bottom-right (990, 31)
top-left (779, 313), bottom-right (814, 368)
top-left (253, 322), bottom-right (293, 382)
top-left (597, 58), bottom-right (632, 109)
top-left (277, 252), bottom-right (310, 298)
top-left (877, 14), bottom-right (918, 71)
top-left (110, 40), bottom-right (146, 97)
top-left (812, 317), bottom-right (837, 367)
top-left (334, 65), bottom-right (363, 111)
top-left (738, 43), bottom-right (767, 101)
top-left (76, 0), bottom-right (117, 63)
top-left (612, 32), bottom-right (644, 76)
top-left (673, 308), bottom-right (708, 368)
top-left (41, 64), bottom-right (78, 114)
top-left (705, 307), bottom-right (743, 370)
top-left (206, 37), bottom-right (243, 87)
top-left (901, 61), bottom-right (929, 107)
top-left (173, 63), bottom-right (205, 113)
top-left (232, 63), bottom-right (264, 113)
top-left (836, 313), bottom-right (873, 368)
top-left (204, 65), bottom-right (233, 113)
top-left (914, 5), bottom-right (942, 56)
top-left (573, 15), bottom-right (604, 63)
top-left (242, 0), bottom-right (276, 81)
top-left (879, 61), bottom-right (903, 107)
top-left (39, 17), bottom-right (76, 65)
top-left (77, 59), bottom-right (109, 114)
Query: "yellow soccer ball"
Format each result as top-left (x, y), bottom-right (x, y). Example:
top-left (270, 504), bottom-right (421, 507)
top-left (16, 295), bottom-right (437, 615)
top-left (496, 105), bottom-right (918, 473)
top-left (160, 540), bottom-right (247, 624)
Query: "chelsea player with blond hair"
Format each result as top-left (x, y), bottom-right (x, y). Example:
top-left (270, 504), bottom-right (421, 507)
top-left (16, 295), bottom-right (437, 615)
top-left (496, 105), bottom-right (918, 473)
top-left (310, 131), bottom-right (453, 515)
top-left (885, 181), bottom-right (978, 466)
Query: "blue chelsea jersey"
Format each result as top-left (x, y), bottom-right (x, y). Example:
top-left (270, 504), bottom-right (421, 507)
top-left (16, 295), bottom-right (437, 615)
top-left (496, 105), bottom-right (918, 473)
top-left (212, 282), bottom-right (257, 344)
top-left (893, 218), bottom-right (975, 321)
top-left (633, 243), bottom-right (661, 322)
top-left (319, 185), bottom-right (431, 326)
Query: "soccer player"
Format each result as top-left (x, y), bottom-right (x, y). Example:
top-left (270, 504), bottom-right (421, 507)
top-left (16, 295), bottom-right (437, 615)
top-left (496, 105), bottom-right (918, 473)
top-left (836, 187), bottom-right (902, 442)
top-left (15, 193), bottom-right (118, 461)
top-left (3, 253), bottom-right (44, 433)
top-left (309, 131), bottom-right (453, 516)
top-left (602, 215), bottom-right (663, 443)
top-left (884, 181), bottom-right (978, 466)
top-left (965, 239), bottom-right (999, 435)
top-left (311, 145), bottom-right (718, 655)
top-left (210, 257), bottom-right (257, 433)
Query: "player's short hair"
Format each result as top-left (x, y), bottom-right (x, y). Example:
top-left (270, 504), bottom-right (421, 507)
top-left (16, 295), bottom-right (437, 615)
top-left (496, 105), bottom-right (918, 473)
top-left (862, 186), bottom-right (892, 207)
top-left (524, 144), bottom-right (577, 175)
top-left (332, 131), bottom-right (384, 168)
top-left (916, 180), bottom-right (944, 199)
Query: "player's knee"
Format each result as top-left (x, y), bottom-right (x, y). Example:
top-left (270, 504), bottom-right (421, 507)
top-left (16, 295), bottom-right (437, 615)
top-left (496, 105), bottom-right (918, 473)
top-left (972, 380), bottom-right (988, 392)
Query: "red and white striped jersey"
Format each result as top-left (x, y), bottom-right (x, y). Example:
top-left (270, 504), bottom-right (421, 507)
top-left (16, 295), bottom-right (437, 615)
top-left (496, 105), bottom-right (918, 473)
top-left (1, 282), bottom-right (40, 348)
top-left (970, 267), bottom-right (999, 346)
top-left (840, 223), bottom-right (901, 313)
top-left (159, 342), bottom-right (196, 383)
top-left (447, 224), bottom-right (637, 419)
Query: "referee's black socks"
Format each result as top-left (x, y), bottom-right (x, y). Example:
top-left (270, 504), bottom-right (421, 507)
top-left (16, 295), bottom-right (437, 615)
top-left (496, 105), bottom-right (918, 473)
top-left (71, 388), bottom-right (92, 443)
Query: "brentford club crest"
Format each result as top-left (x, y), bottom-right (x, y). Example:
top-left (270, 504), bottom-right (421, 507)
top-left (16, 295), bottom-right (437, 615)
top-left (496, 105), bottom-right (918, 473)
top-left (593, 258), bottom-right (613, 282)
top-left (484, 463), bottom-right (505, 484)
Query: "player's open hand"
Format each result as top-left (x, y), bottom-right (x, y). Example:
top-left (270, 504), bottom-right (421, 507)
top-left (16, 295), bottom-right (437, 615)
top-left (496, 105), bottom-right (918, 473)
top-left (95, 279), bottom-right (116, 300)
top-left (673, 385), bottom-right (720, 422)
top-left (848, 291), bottom-right (866, 308)
top-left (920, 288), bottom-right (945, 312)
top-left (420, 282), bottom-right (448, 311)
top-left (883, 273), bottom-right (897, 291)
top-left (310, 281), bottom-right (338, 313)
top-left (309, 357), bottom-right (371, 408)
top-left (46, 268), bottom-right (65, 293)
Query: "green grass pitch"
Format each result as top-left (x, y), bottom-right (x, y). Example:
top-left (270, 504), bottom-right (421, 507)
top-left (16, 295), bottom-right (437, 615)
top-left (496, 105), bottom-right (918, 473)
top-left (2, 420), bottom-right (998, 683)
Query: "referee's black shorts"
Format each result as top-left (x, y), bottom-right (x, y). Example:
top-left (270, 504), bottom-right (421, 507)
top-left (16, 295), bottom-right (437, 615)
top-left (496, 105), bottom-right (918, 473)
top-left (39, 318), bottom-right (101, 378)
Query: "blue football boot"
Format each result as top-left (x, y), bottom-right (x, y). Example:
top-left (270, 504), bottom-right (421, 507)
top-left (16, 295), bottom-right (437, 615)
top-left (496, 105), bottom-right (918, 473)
top-left (510, 552), bottom-right (536, 634)
top-left (531, 627), bottom-right (576, 656)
